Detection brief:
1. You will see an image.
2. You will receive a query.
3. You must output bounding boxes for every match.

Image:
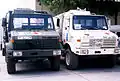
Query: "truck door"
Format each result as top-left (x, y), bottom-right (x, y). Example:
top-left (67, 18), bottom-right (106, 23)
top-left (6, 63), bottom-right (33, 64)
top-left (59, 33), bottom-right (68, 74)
top-left (62, 16), bottom-right (70, 43)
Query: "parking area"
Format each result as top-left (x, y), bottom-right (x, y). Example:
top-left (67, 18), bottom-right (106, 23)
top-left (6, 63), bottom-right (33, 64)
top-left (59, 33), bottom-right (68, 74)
top-left (0, 51), bottom-right (120, 81)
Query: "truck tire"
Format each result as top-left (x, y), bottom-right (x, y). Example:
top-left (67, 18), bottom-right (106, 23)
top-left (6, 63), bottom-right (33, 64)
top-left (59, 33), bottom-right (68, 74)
top-left (7, 59), bottom-right (16, 74)
top-left (49, 56), bottom-right (60, 71)
top-left (65, 49), bottom-right (79, 70)
top-left (106, 55), bottom-right (116, 68)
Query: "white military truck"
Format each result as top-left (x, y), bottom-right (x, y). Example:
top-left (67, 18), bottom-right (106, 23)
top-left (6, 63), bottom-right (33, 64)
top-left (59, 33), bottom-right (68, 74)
top-left (53, 8), bottom-right (119, 70)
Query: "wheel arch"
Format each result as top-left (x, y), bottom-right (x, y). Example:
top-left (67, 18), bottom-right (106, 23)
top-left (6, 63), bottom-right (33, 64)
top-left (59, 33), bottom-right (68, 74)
top-left (62, 43), bottom-right (72, 56)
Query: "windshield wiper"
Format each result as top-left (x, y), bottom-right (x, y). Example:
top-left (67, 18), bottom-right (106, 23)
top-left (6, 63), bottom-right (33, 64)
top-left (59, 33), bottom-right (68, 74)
top-left (81, 26), bottom-right (99, 30)
top-left (98, 27), bottom-right (107, 30)
top-left (81, 27), bottom-right (88, 30)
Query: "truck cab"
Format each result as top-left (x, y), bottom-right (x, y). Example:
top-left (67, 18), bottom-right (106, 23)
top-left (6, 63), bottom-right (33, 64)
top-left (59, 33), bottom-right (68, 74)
top-left (54, 8), bottom-right (119, 70)
top-left (2, 8), bottom-right (61, 74)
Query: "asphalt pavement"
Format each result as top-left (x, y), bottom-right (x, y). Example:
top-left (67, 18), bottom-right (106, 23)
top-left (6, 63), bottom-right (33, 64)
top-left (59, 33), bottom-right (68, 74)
top-left (0, 51), bottom-right (120, 81)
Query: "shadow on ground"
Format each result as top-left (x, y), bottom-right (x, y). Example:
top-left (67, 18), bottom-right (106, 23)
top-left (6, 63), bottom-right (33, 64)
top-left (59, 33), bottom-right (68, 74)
top-left (14, 58), bottom-right (120, 74)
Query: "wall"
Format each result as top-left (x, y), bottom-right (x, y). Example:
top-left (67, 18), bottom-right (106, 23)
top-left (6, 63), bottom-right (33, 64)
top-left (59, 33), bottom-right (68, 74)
top-left (109, 12), bottom-right (120, 25)
top-left (16, 0), bottom-right (36, 10)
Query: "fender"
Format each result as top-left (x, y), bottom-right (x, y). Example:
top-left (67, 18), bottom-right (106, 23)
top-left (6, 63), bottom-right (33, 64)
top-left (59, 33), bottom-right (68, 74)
top-left (65, 41), bottom-right (76, 54)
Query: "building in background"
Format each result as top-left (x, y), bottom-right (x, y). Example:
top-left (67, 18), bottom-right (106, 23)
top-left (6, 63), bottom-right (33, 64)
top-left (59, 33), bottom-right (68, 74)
top-left (109, 13), bottom-right (120, 25)
top-left (16, 0), bottom-right (35, 10)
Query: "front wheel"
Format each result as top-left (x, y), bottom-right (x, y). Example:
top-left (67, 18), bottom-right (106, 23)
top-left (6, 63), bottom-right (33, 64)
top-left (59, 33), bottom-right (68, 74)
top-left (49, 56), bottom-right (60, 71)
top-left (7, 59), bottom-right (16, 74)
top-left (65, 49), bottom-right (79, 70)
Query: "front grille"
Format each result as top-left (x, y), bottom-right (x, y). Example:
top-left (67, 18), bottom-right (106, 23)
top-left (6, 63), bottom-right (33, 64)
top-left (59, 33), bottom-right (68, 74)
top-left (89, 39), bottom-right (102, 47)
top-left (13, 39), bottom-right (61, 50)
top-left (102, 39), bottom-right (116, 48)
top-left (89, 39), bottom-right (116, 48)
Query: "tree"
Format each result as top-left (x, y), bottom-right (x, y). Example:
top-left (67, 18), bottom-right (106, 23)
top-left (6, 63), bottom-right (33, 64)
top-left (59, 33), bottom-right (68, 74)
top-left (38, 0), bottom-right (120, 24)
top-left (39, 0), bottom-right (88, 14)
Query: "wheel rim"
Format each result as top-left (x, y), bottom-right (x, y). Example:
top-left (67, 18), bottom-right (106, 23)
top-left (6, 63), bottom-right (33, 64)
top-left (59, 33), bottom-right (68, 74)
top-left (66, 52), bottom-right (70, 66)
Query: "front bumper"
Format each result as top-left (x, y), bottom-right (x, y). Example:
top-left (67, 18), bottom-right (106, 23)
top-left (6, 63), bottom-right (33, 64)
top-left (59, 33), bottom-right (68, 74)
top-left (74, 48), bottom-right (120, 55)
top-left (6, 49), bottom-right (61, 58)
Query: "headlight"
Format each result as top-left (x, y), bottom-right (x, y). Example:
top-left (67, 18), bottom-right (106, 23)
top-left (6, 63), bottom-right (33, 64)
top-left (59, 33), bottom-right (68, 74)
top-left (13, 51), bottom-right (22, 56)
top-left (53, 50), bottom-right (61, 55)
top-left (80, 49), bottom-right (88, 54)
top-left (114, 49), bottom-right (119, 53)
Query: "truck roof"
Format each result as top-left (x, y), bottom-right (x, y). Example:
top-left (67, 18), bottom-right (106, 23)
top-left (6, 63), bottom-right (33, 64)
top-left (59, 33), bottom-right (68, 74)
top-left (55, 8), bottom-right (105, 17)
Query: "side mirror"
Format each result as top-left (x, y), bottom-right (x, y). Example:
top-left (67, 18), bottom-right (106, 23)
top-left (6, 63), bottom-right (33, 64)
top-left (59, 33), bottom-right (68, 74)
top-left (57, 18), bottom-right (60, 27)
top-left (2, 18), bottom-right (7, 27)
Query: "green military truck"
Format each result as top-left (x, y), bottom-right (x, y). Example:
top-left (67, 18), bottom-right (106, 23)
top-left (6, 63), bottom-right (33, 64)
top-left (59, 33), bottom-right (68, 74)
top-left (2, 8), bottom-right (61, 74)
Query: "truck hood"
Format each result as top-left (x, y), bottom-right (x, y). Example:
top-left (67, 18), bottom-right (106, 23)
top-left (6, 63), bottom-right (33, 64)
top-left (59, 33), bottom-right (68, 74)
top-left (10, 30), bottom-right (61, 50)
top-left (70, 30), bottom-right (118, 39)
top-left (11, 30), bottom-right (60, 37)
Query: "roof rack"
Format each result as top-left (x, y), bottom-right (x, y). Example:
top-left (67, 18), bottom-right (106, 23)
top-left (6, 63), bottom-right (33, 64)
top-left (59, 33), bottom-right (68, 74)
top-left (34, 11), bottom-right (48, 14)
top-left (14, 8), bottom-right (48, 14)
top-left (14, 8), bottom-right (34, 14)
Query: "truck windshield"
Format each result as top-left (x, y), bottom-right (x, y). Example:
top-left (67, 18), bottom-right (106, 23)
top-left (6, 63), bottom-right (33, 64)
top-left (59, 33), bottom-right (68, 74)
top-left (73, 15), bottom-right (108, 30)
top-left (13, 14), bottom-right (54, 30)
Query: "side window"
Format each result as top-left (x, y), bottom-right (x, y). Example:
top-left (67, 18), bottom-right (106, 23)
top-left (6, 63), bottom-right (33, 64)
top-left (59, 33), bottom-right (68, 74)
top-left (48, 17), bottom-right (53, 29)
top-left (57, 18), bottom-right (60, 27)
top-left (97, 19), bottom-right (105, 27)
